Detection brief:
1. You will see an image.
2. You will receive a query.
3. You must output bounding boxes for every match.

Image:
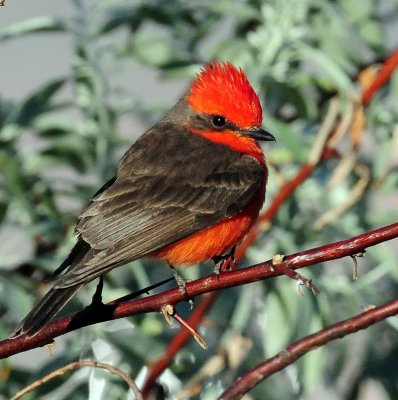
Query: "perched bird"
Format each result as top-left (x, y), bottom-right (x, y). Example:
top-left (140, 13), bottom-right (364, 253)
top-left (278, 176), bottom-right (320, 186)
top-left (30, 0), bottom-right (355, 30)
top-left (11, 61), bottom-right (275, 338)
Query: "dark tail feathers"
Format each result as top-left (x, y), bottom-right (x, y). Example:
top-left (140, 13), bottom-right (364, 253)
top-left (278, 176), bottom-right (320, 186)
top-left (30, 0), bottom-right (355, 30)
top-left (10, 285), bottom-right (82, 338)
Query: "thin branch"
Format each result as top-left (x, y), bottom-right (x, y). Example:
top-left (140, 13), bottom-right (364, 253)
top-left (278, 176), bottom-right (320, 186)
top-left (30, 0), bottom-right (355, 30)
top-left (142, 293), bottom-right (217, 398)
top-left (10, 360), bottom-right (143, 400)
top-left (218, 299), bottom-right (398, 400)
top-left (160, 304), bottom-right (208, 349)
top-left (314, 158), bottom-right (370, 231)
top-left (1, 222), bottom-right (398, 360)
top-left (308, 97), bottom-right (339, 165)
top-left (361, 47), bottom-right (398, 106)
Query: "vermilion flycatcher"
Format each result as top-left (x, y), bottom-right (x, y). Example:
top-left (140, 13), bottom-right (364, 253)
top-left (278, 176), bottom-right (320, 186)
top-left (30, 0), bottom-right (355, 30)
top-left (11, 62), bottom-right (275, 338)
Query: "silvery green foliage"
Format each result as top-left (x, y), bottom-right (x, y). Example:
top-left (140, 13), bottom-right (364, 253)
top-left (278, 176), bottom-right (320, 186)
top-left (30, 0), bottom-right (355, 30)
top-left (1, 1), bottom-right (397, 399)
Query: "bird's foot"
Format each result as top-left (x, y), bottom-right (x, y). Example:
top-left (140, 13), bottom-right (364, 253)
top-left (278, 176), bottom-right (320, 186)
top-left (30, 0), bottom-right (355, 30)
top-left (213, 246), bottom-right (237, 276)
top-left (172, 268), bottom-right (187, 295)
top-left (169, 265), bottom-right (194, 308)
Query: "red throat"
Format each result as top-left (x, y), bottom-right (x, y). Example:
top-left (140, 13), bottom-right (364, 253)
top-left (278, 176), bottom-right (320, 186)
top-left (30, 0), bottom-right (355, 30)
top-left (189, 129), bottom-right (265, 165)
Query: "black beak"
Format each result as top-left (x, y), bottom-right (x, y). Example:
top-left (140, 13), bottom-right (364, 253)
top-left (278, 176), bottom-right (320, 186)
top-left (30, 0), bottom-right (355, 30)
top-left (243, 127), bottom-right (276, 142)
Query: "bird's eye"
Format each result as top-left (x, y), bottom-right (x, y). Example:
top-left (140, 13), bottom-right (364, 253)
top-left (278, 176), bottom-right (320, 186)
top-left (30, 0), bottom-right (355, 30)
top-left (212, 115), bottom-right (226, 127)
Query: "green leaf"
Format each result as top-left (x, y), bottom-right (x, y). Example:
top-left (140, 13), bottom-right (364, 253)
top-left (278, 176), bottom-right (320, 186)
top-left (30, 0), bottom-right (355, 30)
top-left (128, 31), bottom-right (173, 66)
top-left (40, 143), bottom-right (89, 172)
top-left (0, 17), bottom-right (65, 41)
top-left (341, 0), bottom-right (373, 22)
top-left (298, 44), bottom-right (355, 93)
top-left (0, 224), bottom-right (35, 269)
top-left (263, 290), bottom-right (293, 357)
top-left (100, 6), bottom-right (140, 34)
top-left (301, 315), bottom-right (325, 392)
top-left (13, 79), bottom-right (66, 126)
top-left (0, 201), bottom-right (8, 223)
top-left (205, 2), bottom-right (259, 20)
top-left (212, 39), bottom-right (251, 63)
top-left (32, 115), bottom-right (77, 138)
top-left (358, 21), bottom-right (383, 47)
top-left (266, 117), bottom-right (309, 164)
top-left (0, 124), bottom-right (21, 143)
top-left (2, 279), bottom-right (34, 320)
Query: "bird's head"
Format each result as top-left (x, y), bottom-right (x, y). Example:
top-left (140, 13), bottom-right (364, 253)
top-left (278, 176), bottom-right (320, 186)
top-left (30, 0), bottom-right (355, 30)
top-left (185, 62), bottom-right (275, 143)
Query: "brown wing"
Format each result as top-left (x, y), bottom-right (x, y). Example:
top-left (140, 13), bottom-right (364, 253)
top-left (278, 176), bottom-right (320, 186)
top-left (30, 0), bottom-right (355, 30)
top-left (56, 122), bottom-right (264, 288)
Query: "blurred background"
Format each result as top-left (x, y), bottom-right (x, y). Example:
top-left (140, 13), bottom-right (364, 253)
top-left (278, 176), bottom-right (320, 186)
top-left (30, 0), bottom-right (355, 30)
top-left (1, 0), bottom-right (398, 399)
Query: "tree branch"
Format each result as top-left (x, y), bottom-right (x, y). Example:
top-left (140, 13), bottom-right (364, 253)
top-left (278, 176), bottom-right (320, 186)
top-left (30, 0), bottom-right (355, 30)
top-left (361, 47), bottom-right (398, 106)
top-left (219, 299), bottom-right (398, 400)
top-left (1, 221), bottom-right (397, 360)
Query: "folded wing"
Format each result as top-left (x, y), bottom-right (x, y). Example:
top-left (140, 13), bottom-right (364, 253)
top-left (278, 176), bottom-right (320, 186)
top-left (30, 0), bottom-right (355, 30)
top-left (56, 123), bottom-right (264, 288)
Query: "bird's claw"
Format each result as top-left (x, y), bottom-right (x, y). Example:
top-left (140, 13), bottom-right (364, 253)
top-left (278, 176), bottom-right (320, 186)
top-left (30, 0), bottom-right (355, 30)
top-left (213, 246), bottom-right (237, 276)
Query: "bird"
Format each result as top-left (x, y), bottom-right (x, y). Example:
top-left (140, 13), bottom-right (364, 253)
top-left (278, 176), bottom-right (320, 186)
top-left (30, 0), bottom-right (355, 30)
top-left (10, 61), bottom-right (275, 338)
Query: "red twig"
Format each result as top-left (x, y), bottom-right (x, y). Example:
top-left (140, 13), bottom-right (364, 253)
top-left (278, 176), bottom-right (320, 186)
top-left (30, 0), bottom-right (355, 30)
top-left (142, 293), bottom-right (216, 397)
top-left (361, 47), bottom-right (398, 106)
top-left (219, 299), bottom-right (398, 400)
top-left (1, 222), bottom-right (398, 360)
